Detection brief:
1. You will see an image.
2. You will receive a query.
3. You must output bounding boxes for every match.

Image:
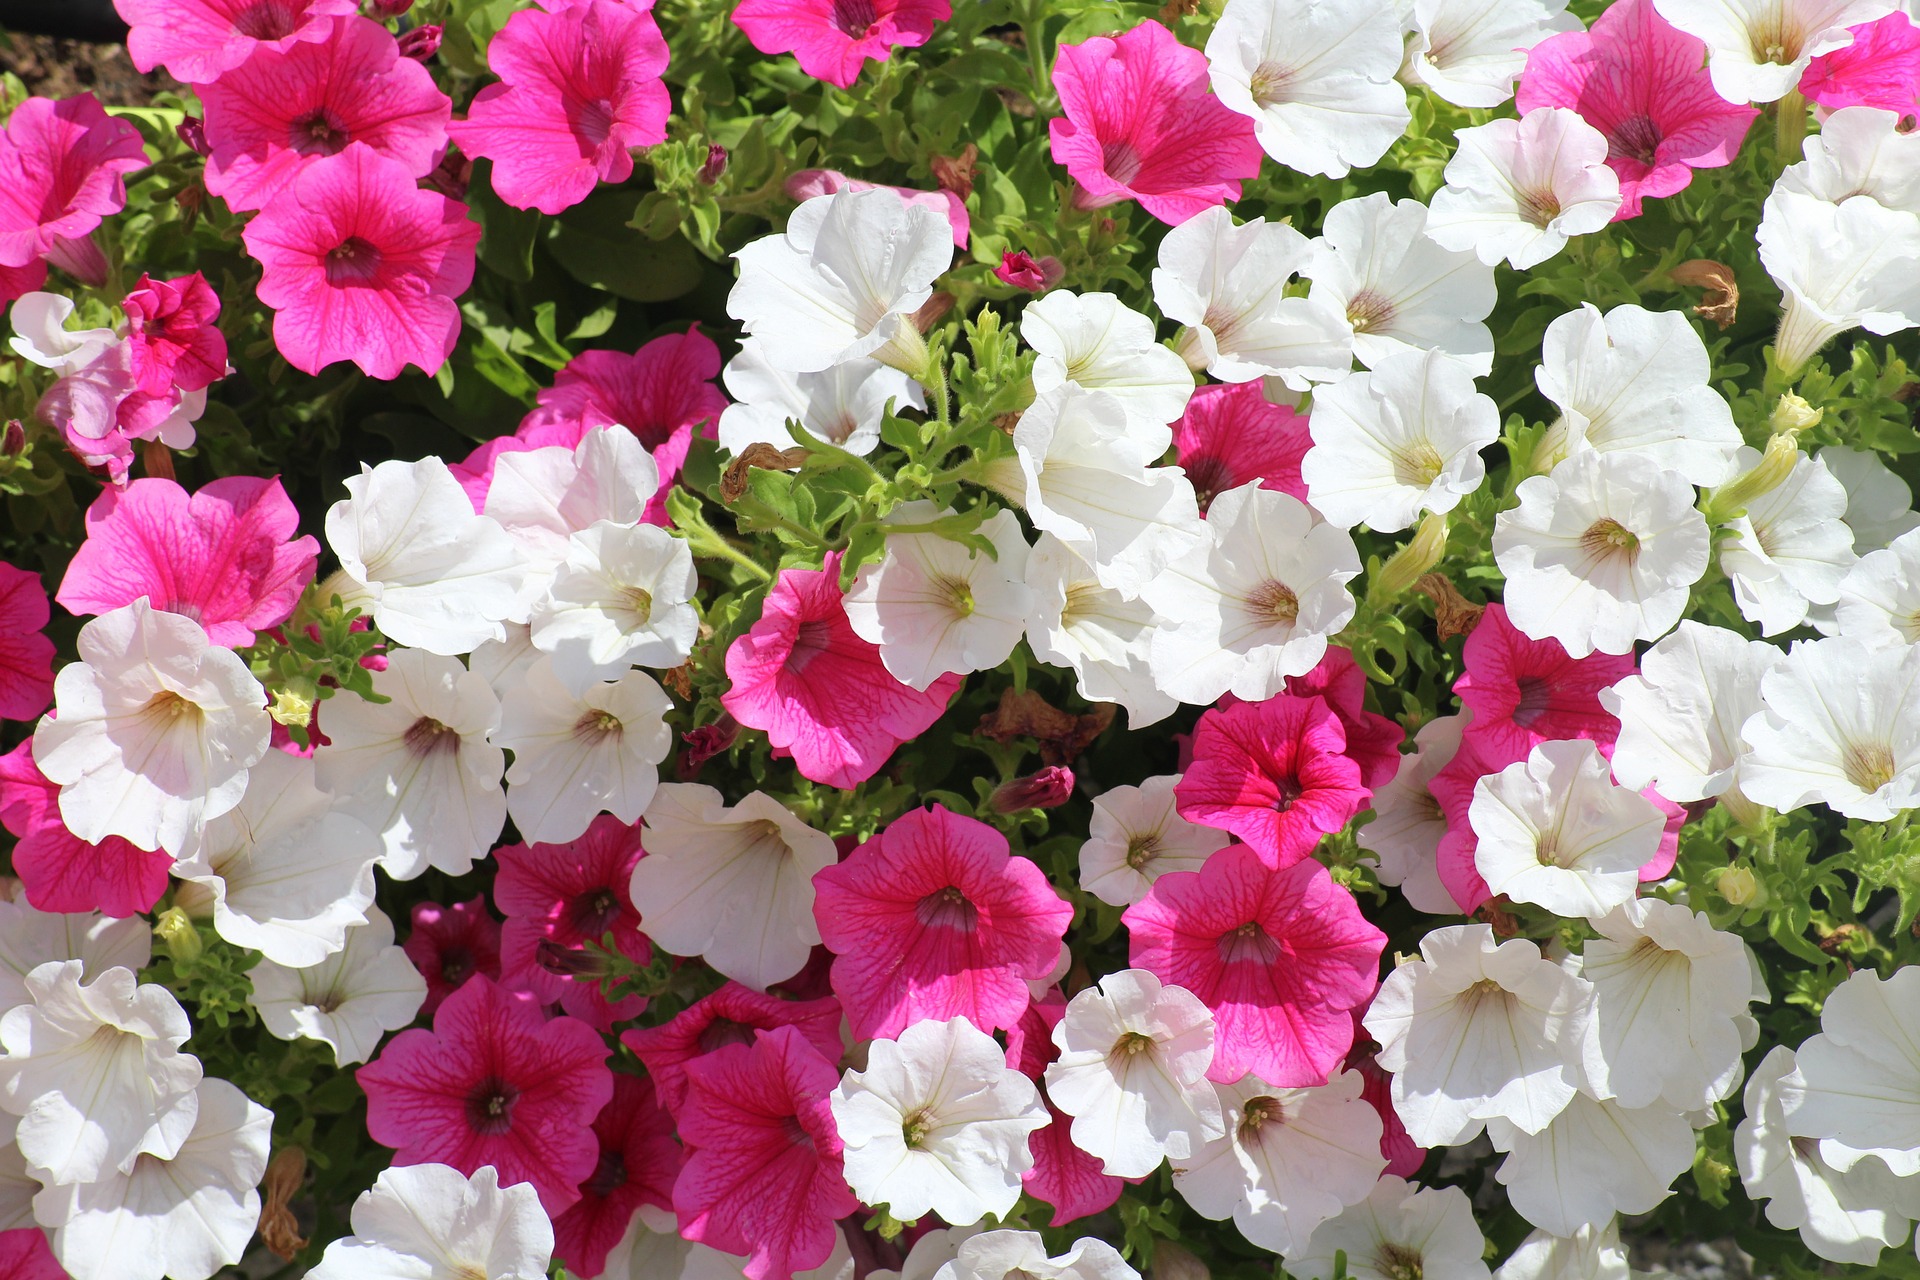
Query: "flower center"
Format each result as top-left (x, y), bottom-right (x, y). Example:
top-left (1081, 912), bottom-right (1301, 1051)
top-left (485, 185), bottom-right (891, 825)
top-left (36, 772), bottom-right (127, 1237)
top-left (440, 947), bottom-right (473, 985)
top-left (697, 1017), bottom-right (760, 1054)
top-left (570, 96), bottom-right (620, 148)
top-left (1217, 920), bottom-right (1281, 966)
top-left (1842, 740), bottom-right (1898, 794)
top-left (787, 618), bottom-right (836, 674)
top-left (1347, 289), bottom-right (1396, 334)
top-left (573, 708), bottom-right (625, 743)
top-left (324, 236), bottom-right (384, 286)
top-left (568, 887), bottom-right (624, 939)
top-left (1376, 1242), bottom-right (1425, 1280)
top-left (1390, 439), bottom-right (1446, 487)
top-left (782, 1114), bottom-right (814, 1148)
top-left (404, 716), bottom-right (461, 758)
top-left (1245, 579), bottom-right (1299, 628)
top-left (1247, 61), bottom-right (1294, 108)
top-left (1108, 1031), bottom-right (1156, 1062)
top-left (622, 585), bottom-right (655, 627)
top-left (1061, 579), bottom-right (1103, 627)
top-left (914, 885), bottom-right (979, 932)
top-left (1535, 832), bottom-right (1569, 868)
top-left (1579, 517), bottom-right (1640, 566)
top-left (901, 1105), bottom-right (937, 1149)
top-left (1612, 114), bottom-right (1662, 166)
top-left (1100, 140), bottom-right (1144, 187)
top-left (1516, 188), bottom-right (1562, 229)
top-left (1124, 833), bottom-right (1163, 870)
top-left (139, 689), bottom-right (203, 729)
top-left (934, 572), bottom-right (975, 618)
top-left (584, 1149), bottom-right (627, 1198)
top-left (1183, 454), bottom-right (1232, 512)
top-left (290, 109), bottom-right (350, 158)
top-left (1238, 1095), bottom-right (1284, 1140)
top-left (1272, 775), bottom-right (1303, 813)
top-left (232, 0), bottom-right (300, 39)
top-left (1511, 675), bottom-right (1552, 728)
top-left (830, 0), bottom-right (877, 38)
top-left (465, 1076), bottom-right (521, 1137)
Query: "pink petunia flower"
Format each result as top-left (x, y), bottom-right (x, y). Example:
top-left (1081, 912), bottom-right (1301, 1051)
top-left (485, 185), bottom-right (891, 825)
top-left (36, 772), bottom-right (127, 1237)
top-left (0, 741), bottom-right (172, 916)
top-left (1006, 989), bottom-right (1130, 1226)
top-left (787, 169), bottom-right (971, 248)
top-left (493, 815), bottom-right (651, 1032)
top-left (720, 554), bottom-right (962, 790)
top-left (1451, 603), bottom-right (1632, 768)
top-left (114, 0), bottom-right (360, 82)
top-left (198, 14), bottom-right (452, 214)
top-left (1172, 382), bottom-right (1311, 512)
top-left (1801, 12), bottom-right (1920, 114)
top-left (620, 982), bottom-right (845, 1118)
top-left (448, 0), bottom-right (670, 216)
top-left (402, 895), bottom-right (502, 1016)
top-left (0, 1228), bottom-right (66, 1280)
top-left (241, 142), bottom-right (480, 379)
top-left (36, 341), bottom-right (207, 486)
top-left (0, 561), bottom-right (56, 721)
top-left (1048, 20), bottom-right (1262, 226)
top-left (1345, 1023), bottom-right (1426, 1179)
top-left (1516, 0), bottom-right (1758, 221)
top-left (122, 272), bottom-right (228, 396)
top-left (1175, 695), bottom-right (1371, 869)
top-left (55, 476), bottom-right (319, 648)
top-left (811, 804), bottom-right (1073, 1040)
top-left (0, 94), bottom-right (148, 271)
top-left (552, 1072), bottom-right (682, 1279)
top-left (672, 1025), bottom-right (860, 1280)
top-left (1124, 842), bottom-right (1385, 1086)
top-left (1283, 647), bottom-right (1405, 792)
top-left (732, 0), bottom-right (950, 89)
top-left (994, 249), bottom-right (1063, 292)
top-left (358, 974), bottom-right (614, 1216)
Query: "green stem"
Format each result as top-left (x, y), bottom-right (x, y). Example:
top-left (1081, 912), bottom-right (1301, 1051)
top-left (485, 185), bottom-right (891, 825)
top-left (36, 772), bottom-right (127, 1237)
top-left (1775, 90), bottom-right (1807, 168)
top-left (688, 531), bottom-right (773, 582)
top-left (734, 495), bottom-right (831, 548)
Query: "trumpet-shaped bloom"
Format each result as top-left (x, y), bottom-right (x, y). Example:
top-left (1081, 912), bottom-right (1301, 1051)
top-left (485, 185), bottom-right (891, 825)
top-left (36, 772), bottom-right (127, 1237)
top-left (1358, 713), bottom-right (1466, 915)
top-left (1719, 447), bottom-right (1856, 635)
top-left (1779, 966), bottom-right (1920, 1178)
top-left (1758, 187), bottom-right (1920, 374)
top-left (0, 563), bottom-right (54, 721)
top-left (1742, 635), bottom-right (1920, 819)
top-left (1601, 621), bottom-right (1782, 806)
top-left (718, 340), bottom-right (922, 458)
top-left (1048, 21), bottom-right (1261, 225)
top-left (1453, 602), bottom-right (1632, 766)
top-left (403, 897), bottom-right (502, 1017)
top-left (0, 95), bottom-right (147, 271)
top-left (1287, 1177), bottom-right (1489, 1280)
top-left (121, 271), bottom-right (227, 396)
top-left (732, 0), bottom-right (949, 88)
top-left (1837, 525), bottom-right (1920, 645)
top-left (114, 0), bottom-right (359, 81)
top-left (0, 743), bottom-right (173, 917)
top-left (249, 907), bottom-right (427, 1065)
top-left (1023, 534), bottom-right (1177, 729)
top-left (1494, 1223), bottom-right (1632, 1280)
top-left (1078, 775), bottom-right (1228, 907)
top-left (497, 660), bottom-right (672, 844)
top-left (0, 902), bottom-right (148, 1015)
top-left (933, 1231), bottom-right (1139, 1280)
top-left (552, 1074), bottom-right (681, 1278)
top-left (494, 815), bottom-right (649, 1030)
top-left (621, 982), bottom-right (844, 1118)
top-left (1427, 110), bottom-right (1623, 269)
top-left (1021, 291), bottom-right (1193, 432)
top-left (1651, 0), bottom-right (1897, 103)
top-left (1486, 1091), bottom-right (1695, 1235)
top-left (1169, 382), bottom-right (1311, 512)
top-left (305, 1163), bottom-right (554, 1280)
top-left (1405, 0), bottom-right (1579, 107)
top-left (1800, 12), bottom-right (1920, 112)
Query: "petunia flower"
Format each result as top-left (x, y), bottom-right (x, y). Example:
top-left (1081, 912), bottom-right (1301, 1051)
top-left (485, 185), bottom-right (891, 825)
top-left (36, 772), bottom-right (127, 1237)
top-left (1742, 635), bottom-right (1920, 819)
top-left (0, 900), bottom-right (148, 1015)
top-left (935, 1231), bottom-right (1140, 1280)
top-left (1021, 291), bottom-right (1194, 433)
top-left (1404, 0), bottom-right (1579, 107)
top-left (1169, 382), bottom-right (1311, 512)
top-left (1451, 602), bottom-right (1632, 767)
top-left (812, 804), bottom-right (1073, 1040)
top-left (0, 742), bottom-right (173, 917)
top-left (450, 0), bottom-right (668, 215)
top-left (1287, 1176), bottom-right (1489, 1280)
top-left (249, 907), bottom-right (427, 1065)
top-left (241, 142), bottom-right (481, 378)
top-left (1356, 713), bottom-right (1465, 916)
top-left (786, 169), bottom-right (971, 248)
top-left (1049, 20), bottom-right (1262, 226)
top-left (402, 896), bottom-right (502, 1017)
top-left (1800, 11), bottom-right (1920, 113)
top-left (1023, 534), bottom-right (1176, 730)
top-left (732, 0), bottom-right (950, 88)
top-left (114, 0), bottom-right (360, 82)
top-left (0, 95), bottom-right (148, 272)
top-left (1836, 524), bottom-right (1920, 645)
top-left (9, 292), bottom-right (114, 377)
top-left (1758, 186), bottom-right (1920, 376)
top-left (305, 1163), bottom-right (553, 1280)
top-left (718, 339), bottom-right (922, 459)
top-left (121, 272), bottom-right (228, 395)
top-left (1494, 1223), bottom-right (1634, 1280)
top-left (482, 428), bottom-right (661, 598)
top-left (1651, 0), bottom-right (1897, 104)
top-left (621, 982), bottom-right (845, 1118)
top-left (1125, 845), bottom-right (1383, 1088)
top-left (1078, 774), bottom-right (1228, 907)
top-left (1486, 1091), bottom-right (1696, 1235)
top-left (0, 563), bottom-right (54, 722)
top-left (552, 1074), bottom-right (682, 1279)
top-left (1717, 446), bottom-right (1857, 635)
top-left (1000, 992), bottom-right (1131, 1226)
top-left (1428, 110), bottom-right (1623, 269)
top-left (1780, 103), bottom-right (1920, 215)
top-left (497, 660), bottom-right (673, 844)
top-left (493, 815), bottom-right (650, 1031)
top-left (0, 1230), bottom-right (62, 1280)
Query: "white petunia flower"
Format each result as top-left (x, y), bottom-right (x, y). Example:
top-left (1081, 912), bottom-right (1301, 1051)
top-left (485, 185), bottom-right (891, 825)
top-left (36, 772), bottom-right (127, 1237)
top-left (468, 621), bottom-right (540, 702)
top-left (1718, 446), bottom-right (1856, 635)
top-left (1022, 291), bottom-right (1193, 431)
top-left (933, 1231), bottom-right (1139, 1280)
top-left (1359, 712), bottom-right (1465, 915)
top-left (0, 961), bottom-right (201, 1186)
top-left (1305, 193), bottom-right (1496, 373)
top-left (9, 293), bottom-right (116, 375)
top-left (32, 598), bottom-right (269, 857)
top-left (35, 1077), bottom-right (269, 1280)
top-left (1023, 533), bottom-right (1177, 729)
top-left (1739, 1045), bottom-right (1920, 1265)
top-left (1651, 0), bottom-right (1896, 104)
top-left (249, 907), bottom-right (426, 1066)
top-left (169, 750), bottom-right (381, 968)
top-left (727, 188), bottom-right (951, 374)
top-left (831, 1016), bottom-right (1048, 1225)
top-left (1152, 206), bottom-right (1353, 388)
top-left (1303, 348), bottom-right (1498, 532)
top-left (1171, 1068), bottom-right (1385, 1255)
top-left (875, 1225), bottom-right (979, 1280)
top-left (312, 648), bottom-right (506, 881)
top-left (1287, 1176), bottom-right (1490, 1280)
top-left (482, 426), bottom-right (659, 577)
top-left (686, 1233), bottom-right (853, 1280)
top-left (1778, 965), bottom-right (1920, 1177)
top-left (1427, 111), bottom-right (1623, 270)
top-left (1493, 1221), bottom-right (1631, 1280)
top-left (1470, 740), bottom-right (1665, 921)
top-left (1823, 445), bottom-right (1920, 554)
top-left (0, 1113), bottom-right (35, 1230)
top-left (1043, 969), bottom-right (1226, 1178)
top-left (1487, 1092), bottom-right (1699, 1235)
top-left (1143, 482), bottom-right (1361, 705)
top-left (1363, 923), bottom-right (1592, 1146)
top-left (1078, 775), bottom-right (1228, 907)
top-left (719, 338), bottom-right (924, 458)
top-left (1203, 0), bottom-right (1410, 178)
top-left (0, 903), bottom-right (148, 1016)
top-left (323, 456), bottom-right (526, 655)
top-left (305, 1162), bottom-right (553, 1280)
top-left (529, 521), bottom-right (698, 693)
top-left (1741, 636), bottom-right (1920, 820)
top-left (596, 1212), bottom-right (693, 1280)
top-left (1494, 450), bottom-right (1711, 658)
top-left (1533, 303), bottom-right (1744, 487)
top-left (846, 502), bottom-right (1033, 691)
top-left (1778, 106), bottom-right (1920, 215)
top-left (496, 659), bottom-right (674, 845)
top-left (1757, 188), bottom-right (1920, 376)
top-left (631, 783), bottom-right (838, 991)
top-left (1404, 0), bottom-right (1579, 106)
top-left (1837, 527), bottom-right (1920, 646)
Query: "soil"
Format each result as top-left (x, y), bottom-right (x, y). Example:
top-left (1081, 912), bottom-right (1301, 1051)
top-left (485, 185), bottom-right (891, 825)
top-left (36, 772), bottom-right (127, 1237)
top-left (0, 31), bottom-right (179, 106)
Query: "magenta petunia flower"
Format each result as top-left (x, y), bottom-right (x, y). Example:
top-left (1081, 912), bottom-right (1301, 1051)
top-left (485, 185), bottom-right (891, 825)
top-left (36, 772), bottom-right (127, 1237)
top-left (358, 974), bottom-right (614, 1217)
top-left (198, 14), bottom-right (452, 213)
top-left (552, 1072), bottom-right (682, 1279)
top-left (810, 804), bottom-right (1073, 1040)
top-left (241, 142), bottom-right (481, 379)
top-left (123, 272), bottom-right (228, 395)
top-left (1283, 647), bottom-right (1406, 792)
top-left (1006, 989), bottom-right (1130, 1226)
top-left (0, 1228), bottom-right (66, 1280)
top-left (0, 94), bottom-right (149, 270)
top-left (114, 0), bottom-right (360, 81)
top-left (672, 1025), bottom-right (859, 1280)
top-left (732, 0), bottom-right (950, 89)
top-left (1451, 603), bottom-right (1632, 768)
top-left (493, 815), bottom-right (651, 1032)
top-left (1516, 0), bottom-right (1758, 221)
top-left (0, 562), bottom-right (55, 721)
top-left (402, 895), bottom-right (503, 1016)
top-left (0, 741), bottom-right (172, 916)
top-left (1801, 12), bottom-right (1920, 113)
top-left (620, 981), bottom-right (845, 1118)
top-left (1345, 1024), bottom-right (1425, 1179)
top-left (1172, 382), bottom-right (1311, 512)
top-left (1048, 20), bottom-right (1262, 226)
top-left (1124, 842), bottom-right (1385, 1086)
top-left (448, 0), bottom-right (669, 216)
top-left (55, 476), bottom-right (319, 648)
top-left (720, 555), bottom-right (962, 790)
top-left (1175, 695), bottom-right (1371, 869)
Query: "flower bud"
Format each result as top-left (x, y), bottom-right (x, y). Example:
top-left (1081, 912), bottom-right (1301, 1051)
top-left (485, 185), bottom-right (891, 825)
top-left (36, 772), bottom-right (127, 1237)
top-left (698, 144), bottom-right (729, 185)
top-left (154, 907), bottom-right (203, 965)
top-left (678, 715), bottom-right (740, 781)
top-left (268, 685), bottom-right (317, 729)
top-left (397, 23), bottom-right (443, 61)
top-left (176, 115), bottom-right (210, 157)
top-left (1769, 391), bottom-right (1821, 435)
top-left (990, 766), bottom-right (1074, 813)
top-left (370, 0), bottom-right (415, 14)
top-left (994, 250), bottom-right (1063, 292)
top-left (1704, 431), bottom-right (1801, 524)
top-left (536, 939), bottom-right (613, 979)
top-left (1369, 512), bottom-right (1449, 603)
top-left (1716, 864), bottom-right (1765, 909)
top-left (1, 419), bottom-right (24, 458)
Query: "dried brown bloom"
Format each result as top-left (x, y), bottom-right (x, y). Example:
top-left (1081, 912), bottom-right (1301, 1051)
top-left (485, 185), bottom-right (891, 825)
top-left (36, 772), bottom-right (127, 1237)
top-left (1671, 259), bottom-right (1738, 330)
top-left (257, 1147), bottom-right (309, 1261)
top-left (720, 442), bottom-right (809, 502)
top-left (1414, 572), bottom-right (1484, 641)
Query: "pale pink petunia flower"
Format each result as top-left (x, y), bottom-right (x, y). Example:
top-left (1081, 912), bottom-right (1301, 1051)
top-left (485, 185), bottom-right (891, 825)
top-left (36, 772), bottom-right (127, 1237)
top-left (1800, 11), bottom-right (1920, 113)
top-left (0, 94), bottom-right (148, 271)
top-left (1517, 0), bottom-right (1759, 220)
top-left (198, 14), bottom-right (452, 213)
top-left (1172, 382), bottom-right (1310, 513)
top-left (241, 142), bottom-right (480, 379)
top-left (552, 1072), bottom-right (682, 1280)
top-left (1124, 843), bottom-right (1385, 1087)
top-left (672, 1025), bottom-right (860, 1280)
top-left (620, 982), bottom-right (845, 1118)
top-left (0, 741), bottom-right (172, 917)
top-left (1049, 20), bottom-right (1263, 226)
top-left (811, 804), bottom-right (1074, 1040)
top-left (122, 272), bottom-right (227, 395)
top-left (0, 562), bottom-right (55, 721)
top-left (402, 895), bottom-right (502, 1017)
top-left (55, 476), bottom-right (319, 647)
top-left (786, 169), bottom-right (970, 248)
top-left (114, 0), bottom-right (360, 82)
top-left (357, 973), bottom-right (614, 1217)
top-left (449, 0), bottom-right (669, 216)
top-left (732, 0), bottom-right (950, 89)
top-left (720, 554), bottom-right (961, 789)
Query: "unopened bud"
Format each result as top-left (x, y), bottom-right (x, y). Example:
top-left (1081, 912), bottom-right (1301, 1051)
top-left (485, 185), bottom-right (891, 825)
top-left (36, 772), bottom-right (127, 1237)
top-left (397, 23), bottom-right (442, 61)
top-left (370, 0), bottom-right (415, 14)
top-left (154, 907), bottom-right (203, 965)
top-left (1370, 512), bottom-right (1449, 602)
top-left (1769, 391), bottom-right (1821, 435)
top-left (176, 115), bottom-right (210, 157)
top-left (1705, 432), bottom-right (1802, 524)
top-left (698, 144), bottom-right (728, 185)
top-left (537, 939), bottom-right (613, 979)
top-left (268, 686), bottom-right (316, 729)
top-left (678, 715), bottom-right (740, 781)
top-left (994, 250), bottom-right (1064, 292)
top-left (990, 766), bottom-right (1074, 813)
top-left (1717, 864), bottom-right (1765, 908)
top-left (1, 419), bottom-right (24, 457)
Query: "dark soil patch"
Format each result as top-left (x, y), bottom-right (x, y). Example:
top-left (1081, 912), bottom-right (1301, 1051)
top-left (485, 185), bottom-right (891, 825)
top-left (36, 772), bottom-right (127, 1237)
top-left (0, 32), bottom-right (180, 107)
